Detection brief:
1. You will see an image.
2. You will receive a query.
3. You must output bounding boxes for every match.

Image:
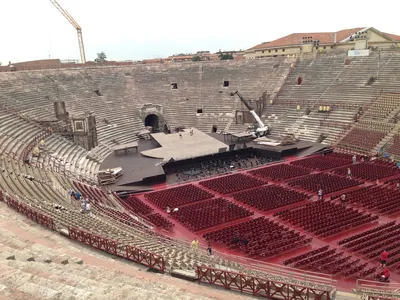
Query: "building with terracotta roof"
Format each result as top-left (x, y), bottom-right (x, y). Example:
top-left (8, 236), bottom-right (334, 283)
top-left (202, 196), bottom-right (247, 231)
top-left (244, 27), bottom-right (400, 59)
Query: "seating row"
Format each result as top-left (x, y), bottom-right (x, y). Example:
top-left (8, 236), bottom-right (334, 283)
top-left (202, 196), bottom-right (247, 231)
top-left (95, 204), bottom-right (146, 229)
top-left (199, 173), bottom-right (265, 194)
top-left (338, 128), bottom-right (386, 153)
top-left (338, 222), bottom-right (400, 267)
top-left (290, 153), bottom-right (351, 170)
top-left (73, 181), bottom-right (116, 207)
top-left (338, 221), bottom-right (396, 245)
top-left (146, 213), bottom-right (174, 231)
top-left (287, 172), bottom-right (361, 194)
top-left (144, 184), bottom-right (214, 209)
top-left (203, 217), bottom-right (312, 258)
top-left (284, 246), bottom-right (372, 277)
top-left (363, 93), bottom-right (400, 120)
top-left (249, 163), bottom-right (310, 181)
top-left (331, 185), bottom-right (400, 215)
top-left (384, 177), bottom-right (400, 186)
top-left (387, 134), bottom-right (400, 158)
top-left (232, 184), bottom-right (310, 211)
top-left (171, 197), bottom-right (253, 231)
top-left (121, 195), bottom-right (154, 216)
top-left (333, 161), bottom-right (399, 181)
top-left (275, 201), bottom-right (378, 237)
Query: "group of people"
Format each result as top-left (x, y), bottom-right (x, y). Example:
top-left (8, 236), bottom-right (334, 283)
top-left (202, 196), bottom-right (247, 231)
top-left (191, 238), bottom-right (213, 256)
top-left (375, 249), bottom-right (390, 282)
top-left (69, 188), bottom-right (91, 214)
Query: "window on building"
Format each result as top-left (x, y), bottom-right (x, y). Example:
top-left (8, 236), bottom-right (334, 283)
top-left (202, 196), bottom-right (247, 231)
top-left (223, 80), bottom-right (229, 87)
top-left (262, 50), bottom-right (264, 53)
top-left (171, 83), bottom-right (178, 89)
top-left (323, 46), bottom-right (326, 49)
top-left (282, 49), bottom-right (285, 52)
top-left (197, 108), bottom-right (203, 113)
top-left (268, 50), bottom-right (271, 53)
top-left (275, 49), bottom-right (278, 52)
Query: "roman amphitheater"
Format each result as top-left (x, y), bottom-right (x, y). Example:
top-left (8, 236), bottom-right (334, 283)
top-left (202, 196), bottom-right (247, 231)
top-left (1, 27), bottom-right (400, 300)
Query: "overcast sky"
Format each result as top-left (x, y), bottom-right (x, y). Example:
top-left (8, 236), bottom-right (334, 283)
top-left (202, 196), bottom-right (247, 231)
top-left (1, 0), bottom-right (398, 64)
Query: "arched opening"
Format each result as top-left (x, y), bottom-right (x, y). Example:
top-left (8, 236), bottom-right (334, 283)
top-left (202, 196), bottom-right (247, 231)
top-left (211, 125), bottom-right (218, 133)
top-left (297, 77), bottom-right (303, 85)
top-left (144, 114), bottom-right (159, 132)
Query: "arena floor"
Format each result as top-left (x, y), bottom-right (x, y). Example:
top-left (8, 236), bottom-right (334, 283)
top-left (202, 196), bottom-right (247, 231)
top-left (134, 156), bottom-right (400, 291)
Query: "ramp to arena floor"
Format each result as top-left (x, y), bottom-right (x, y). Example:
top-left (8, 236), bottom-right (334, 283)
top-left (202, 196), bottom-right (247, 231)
top-left (141, 128), bottom-right (229, 161)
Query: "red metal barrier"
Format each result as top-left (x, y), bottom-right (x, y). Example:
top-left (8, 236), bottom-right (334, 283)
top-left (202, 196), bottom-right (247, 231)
top-left (2, 195), bottom-right (55, 230)
top-left (68, 227), bottom-right (165, 272)
top-left (197, 266), bottom-right (333, 299)
top-left (125, 245), bottom-right (165, 272)
top-left (68, 227), bottom-right (119, 256)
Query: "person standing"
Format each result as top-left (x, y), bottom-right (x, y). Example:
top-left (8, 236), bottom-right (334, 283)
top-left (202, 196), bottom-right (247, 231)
top-left (166, 206), bottom-right (171, 216)
top-left (207, 243), bottom-right (213, 256)
top-left (380, 267), bottom-right (390, 282)
top-left (191, 238), bottom-right (199, 251)
top-left (318, 188), bottom-right (323, 201)
top-left (85, 201), bottom-right (91, 214)
top-left (380, 249), bottom-right (389, 267)
top-left (341, 194), bottom-right (346, 207)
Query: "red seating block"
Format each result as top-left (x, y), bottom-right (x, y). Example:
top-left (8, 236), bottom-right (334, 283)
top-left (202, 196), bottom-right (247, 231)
top-left (144, 184), bottom-right (213, 209)
top-left (172, 198), bottom-right (253, 231)
top-left (200, 173), bottom-right (264, 194)
top-left (250, 163), bottom-right (310, 181)
top-left (203, 217), bottom-right (312, 258)
top-left (333, 161), bottom-right (399, 180)
top-left (275, 201), bottom-right (377, 237)
top-left (339, 222), bottom-right (400, 266)
top-left (291, 153), bottom-right (351, 170)
top-left (287, 173), bottom-right (361, 194)
top-left (146, 213), bottom-right (174, 231)
top-left (232, 185), bottom-right (309, 211)
top-left (338, 128), bottom-right (386, 152)
top-left (121, 195), bottom-right (153, 216)
top-left (331, 185), bottom-right (400, 215)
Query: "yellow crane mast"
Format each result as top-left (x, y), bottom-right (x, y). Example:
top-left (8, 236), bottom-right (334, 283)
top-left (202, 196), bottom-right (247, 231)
top-left (49, 0), bottom-right (86, 63)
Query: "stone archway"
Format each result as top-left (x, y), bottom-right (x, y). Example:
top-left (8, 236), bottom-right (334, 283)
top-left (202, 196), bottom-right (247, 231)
top-left (139, 104), bottom-right (165, 133)
top-left (144, 114), bottom-right (159, 132)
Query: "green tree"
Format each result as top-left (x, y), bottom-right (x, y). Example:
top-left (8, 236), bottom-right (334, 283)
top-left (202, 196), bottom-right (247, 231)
top-left (95, 51), bottom-right (107, 63)
top-left (191, 55), bottom-right (201, 61)
top-left (218, 51), bottom-right (234, 60)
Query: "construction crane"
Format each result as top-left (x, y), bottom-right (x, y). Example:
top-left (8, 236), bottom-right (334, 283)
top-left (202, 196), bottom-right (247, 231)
top-left (49, 0), bottom-right (86, 63)
top-left (230, 91), bottom-right (269, 137)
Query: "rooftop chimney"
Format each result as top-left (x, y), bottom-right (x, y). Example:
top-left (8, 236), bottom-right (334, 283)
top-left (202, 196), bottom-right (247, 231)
top-left (334, 32), bottom-right (337, 44)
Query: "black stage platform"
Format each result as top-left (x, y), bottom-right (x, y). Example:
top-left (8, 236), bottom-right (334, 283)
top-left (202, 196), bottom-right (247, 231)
top-left (100, 139), bottom-right (165, 191)
top-left (100, 131), bottom-right (329, 191)
top-left (208, 133), bottom-right (329, 156)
